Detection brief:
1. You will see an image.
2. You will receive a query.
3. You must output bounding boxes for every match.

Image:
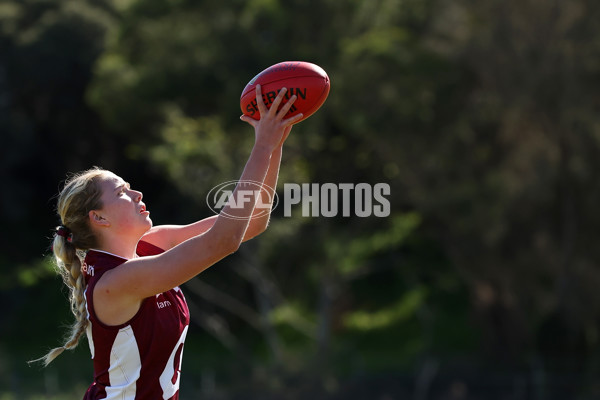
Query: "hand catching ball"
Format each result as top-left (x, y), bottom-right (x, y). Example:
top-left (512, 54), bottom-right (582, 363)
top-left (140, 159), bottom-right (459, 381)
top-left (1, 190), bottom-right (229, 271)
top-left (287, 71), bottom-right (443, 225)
top-left (240, 61), bottom-right (330, 124)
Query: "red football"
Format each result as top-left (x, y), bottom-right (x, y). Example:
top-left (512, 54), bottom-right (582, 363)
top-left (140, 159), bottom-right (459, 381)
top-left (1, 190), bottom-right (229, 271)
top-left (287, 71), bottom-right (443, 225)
top-left (240, 61), bottom-right (330, 123)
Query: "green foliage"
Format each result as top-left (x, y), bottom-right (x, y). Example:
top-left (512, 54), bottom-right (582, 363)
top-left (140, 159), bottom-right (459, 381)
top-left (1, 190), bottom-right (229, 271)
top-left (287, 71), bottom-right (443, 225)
top-left (326, 213), bottom-right (421, 276)
top-left (144, 106), bottom-right (239, 194)
top-left (344, 285), bottom-right (426, 331)
top-left (14, 256), bottom-right (55, 288)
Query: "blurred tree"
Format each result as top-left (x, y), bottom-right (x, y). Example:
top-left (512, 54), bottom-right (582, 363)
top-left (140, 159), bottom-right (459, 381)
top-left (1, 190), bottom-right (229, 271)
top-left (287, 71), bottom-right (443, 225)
top-left (401, 1), bottom-right (600, 396)
top-left (0, 0), bottom-right (116, 261)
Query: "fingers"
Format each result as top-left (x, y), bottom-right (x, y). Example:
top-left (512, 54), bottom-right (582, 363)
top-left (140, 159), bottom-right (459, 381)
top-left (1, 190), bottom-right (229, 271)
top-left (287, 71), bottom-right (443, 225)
top-left (282, 112), bottom-right (304, 127)
top-left (268, 87), bottom-right (288, 117)
top-left (277, 94), bottom-right (297, 119)
top-left (245, 84), bottom-right (302, 129)
top-left (240, 114), bottom-right (257, 127)
top-left (255, 85), bottom-right (299, 119)
top-left (255, 84), bottom-right (268, 116)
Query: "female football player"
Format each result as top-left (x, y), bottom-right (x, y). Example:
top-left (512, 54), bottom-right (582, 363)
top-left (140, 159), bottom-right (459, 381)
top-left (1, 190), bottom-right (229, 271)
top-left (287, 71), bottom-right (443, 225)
top-left (37, 86), bottom-right (300, 399)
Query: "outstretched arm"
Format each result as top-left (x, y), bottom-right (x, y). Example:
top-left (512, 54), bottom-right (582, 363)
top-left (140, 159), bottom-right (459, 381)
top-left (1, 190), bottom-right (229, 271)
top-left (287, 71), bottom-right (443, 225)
top-left (243, 139), bottom-right (285, 239)
top-left (95, 87), bottom-right (302, 324)
top-left (141, 124), bottom-right (291, 250)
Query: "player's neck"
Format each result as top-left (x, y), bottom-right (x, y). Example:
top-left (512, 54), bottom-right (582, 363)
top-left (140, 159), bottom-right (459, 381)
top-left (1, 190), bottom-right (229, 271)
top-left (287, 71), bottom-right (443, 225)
top-left (96, 234), bottom-right (140, 260)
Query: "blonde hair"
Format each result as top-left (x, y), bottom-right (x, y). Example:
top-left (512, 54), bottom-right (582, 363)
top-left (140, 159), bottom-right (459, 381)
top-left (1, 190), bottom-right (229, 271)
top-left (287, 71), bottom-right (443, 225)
top-left (34, 167), bottom-right (109, 366)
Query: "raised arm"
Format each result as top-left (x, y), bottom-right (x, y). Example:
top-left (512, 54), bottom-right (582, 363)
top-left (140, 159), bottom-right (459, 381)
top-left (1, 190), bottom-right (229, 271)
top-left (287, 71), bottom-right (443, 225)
top-left (244, 132), bottom-right (287, 239)
top-left (140, 127), bottom-right (290, 249)
top-left (94, 87), bottom-right (302, 324)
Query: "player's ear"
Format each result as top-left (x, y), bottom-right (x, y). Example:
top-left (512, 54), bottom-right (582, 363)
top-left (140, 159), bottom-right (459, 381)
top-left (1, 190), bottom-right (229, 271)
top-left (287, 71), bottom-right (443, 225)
top-left (89, 210), bottom-right (110, 228)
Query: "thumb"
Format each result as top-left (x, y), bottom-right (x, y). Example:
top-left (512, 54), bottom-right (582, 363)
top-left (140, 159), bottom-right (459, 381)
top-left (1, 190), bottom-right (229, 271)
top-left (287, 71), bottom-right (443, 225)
top-left (240, 115), bottom-right (257, 127)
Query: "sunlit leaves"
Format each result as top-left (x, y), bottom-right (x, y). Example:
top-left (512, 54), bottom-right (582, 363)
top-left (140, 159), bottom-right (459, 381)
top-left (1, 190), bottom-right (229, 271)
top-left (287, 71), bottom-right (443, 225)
top-left (343, 286), bottom-right (427, 331)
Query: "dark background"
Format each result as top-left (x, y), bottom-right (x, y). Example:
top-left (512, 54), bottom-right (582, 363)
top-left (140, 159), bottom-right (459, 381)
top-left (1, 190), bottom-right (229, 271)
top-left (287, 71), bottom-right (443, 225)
top-left (1, 0), bottom-right (600, 399)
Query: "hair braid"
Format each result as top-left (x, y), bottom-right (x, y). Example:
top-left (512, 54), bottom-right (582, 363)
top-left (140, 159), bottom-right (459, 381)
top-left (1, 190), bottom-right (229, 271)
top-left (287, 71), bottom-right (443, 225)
top-left (34, 236), bottom-right (89, 366)
top-left (31, 167), bottom-right (107, 367)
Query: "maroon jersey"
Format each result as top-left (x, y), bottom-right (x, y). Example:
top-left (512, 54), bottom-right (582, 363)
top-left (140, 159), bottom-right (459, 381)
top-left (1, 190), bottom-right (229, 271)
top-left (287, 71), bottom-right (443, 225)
top-left (82, 241), bottom-right (190, 400)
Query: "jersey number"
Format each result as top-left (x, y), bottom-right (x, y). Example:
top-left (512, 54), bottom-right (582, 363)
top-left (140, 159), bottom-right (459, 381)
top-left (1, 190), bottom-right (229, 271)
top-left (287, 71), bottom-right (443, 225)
top-left (159, 325), bottom-right (189, 399)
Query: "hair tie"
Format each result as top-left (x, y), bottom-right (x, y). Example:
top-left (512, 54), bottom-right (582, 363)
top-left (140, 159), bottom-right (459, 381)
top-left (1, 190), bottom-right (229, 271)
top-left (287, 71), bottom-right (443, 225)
top-left (56, 226), bottom-right (72, 242)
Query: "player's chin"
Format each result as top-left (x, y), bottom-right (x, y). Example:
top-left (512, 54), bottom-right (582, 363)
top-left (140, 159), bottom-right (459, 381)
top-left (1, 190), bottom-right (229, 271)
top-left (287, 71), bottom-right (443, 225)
top-left (140, 214), bottom-right (153, 228)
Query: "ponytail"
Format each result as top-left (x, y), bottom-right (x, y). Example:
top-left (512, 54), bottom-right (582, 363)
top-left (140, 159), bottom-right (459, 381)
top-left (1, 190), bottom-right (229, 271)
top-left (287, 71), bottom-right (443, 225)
top-left (31, 167), bottom-right (106, 366)
top-left (31, 228), bottom-right (90, 366)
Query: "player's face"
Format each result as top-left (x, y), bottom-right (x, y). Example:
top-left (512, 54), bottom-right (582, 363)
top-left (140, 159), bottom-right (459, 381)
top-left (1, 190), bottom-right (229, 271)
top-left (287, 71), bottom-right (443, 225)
top-left (95, 173), bottom-right (152, 236)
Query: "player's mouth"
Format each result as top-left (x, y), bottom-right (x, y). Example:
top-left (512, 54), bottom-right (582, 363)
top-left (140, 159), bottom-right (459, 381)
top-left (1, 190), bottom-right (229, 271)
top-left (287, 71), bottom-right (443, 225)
top-left (139, 204), bottom-right (149, 215)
